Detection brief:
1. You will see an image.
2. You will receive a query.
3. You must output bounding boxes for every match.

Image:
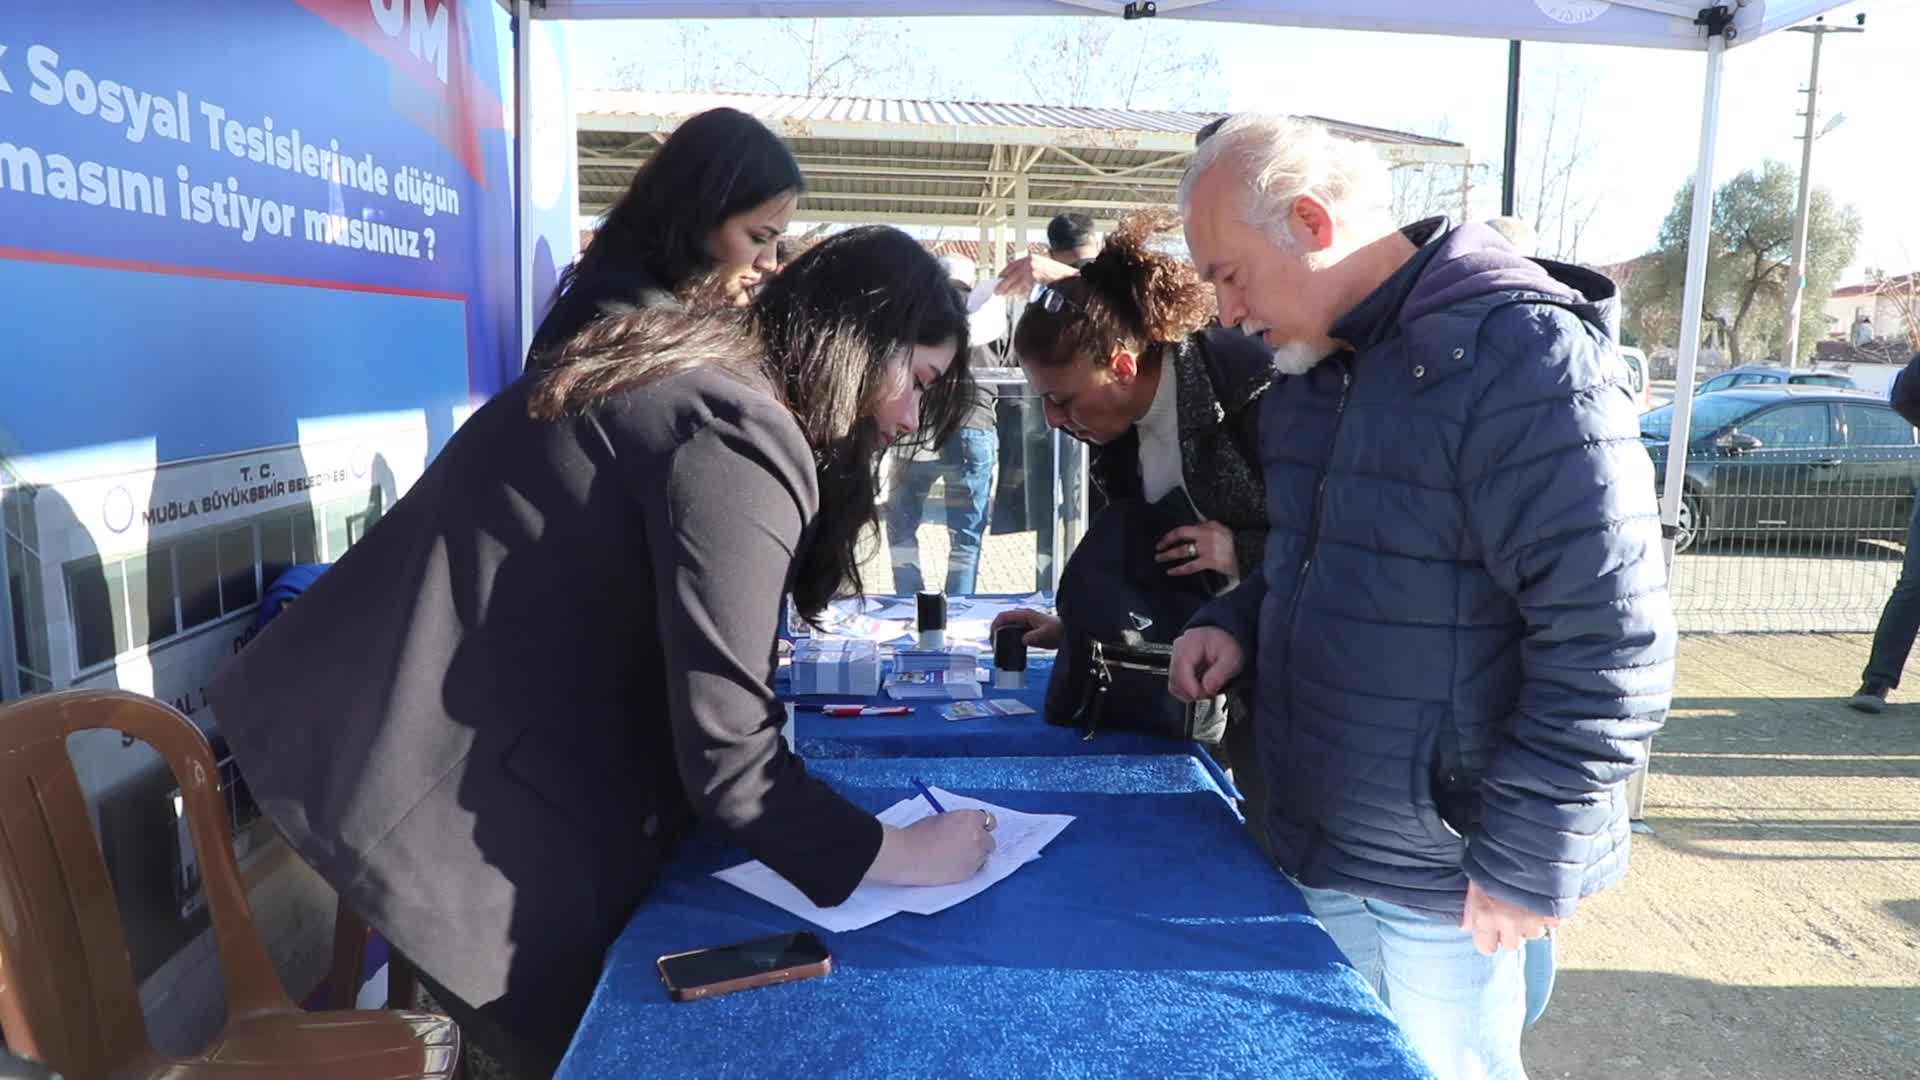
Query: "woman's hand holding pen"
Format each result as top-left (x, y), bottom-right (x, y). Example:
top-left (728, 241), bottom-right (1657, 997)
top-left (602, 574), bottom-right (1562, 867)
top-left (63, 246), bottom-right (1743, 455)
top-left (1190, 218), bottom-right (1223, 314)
top-left (863, 812), bottom-right (996, 886)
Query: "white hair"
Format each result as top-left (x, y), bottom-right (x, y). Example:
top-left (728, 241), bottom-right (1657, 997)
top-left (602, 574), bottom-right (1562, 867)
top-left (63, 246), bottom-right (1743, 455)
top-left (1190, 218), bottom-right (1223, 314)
top-left (1179, 113), bottom-right (1393, 251)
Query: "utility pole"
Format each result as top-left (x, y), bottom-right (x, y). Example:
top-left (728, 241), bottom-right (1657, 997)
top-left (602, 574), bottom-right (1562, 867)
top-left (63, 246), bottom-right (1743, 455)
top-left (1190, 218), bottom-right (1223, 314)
top-left (1501, 41), bottom-right (1521, 217)
top-left (1783, 14), bottom-right (1864, 368)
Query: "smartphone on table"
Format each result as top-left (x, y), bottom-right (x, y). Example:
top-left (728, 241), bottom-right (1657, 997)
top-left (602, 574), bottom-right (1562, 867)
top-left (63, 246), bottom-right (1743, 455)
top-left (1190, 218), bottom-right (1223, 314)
top-left (656, 930), bottom-right (833, 1002)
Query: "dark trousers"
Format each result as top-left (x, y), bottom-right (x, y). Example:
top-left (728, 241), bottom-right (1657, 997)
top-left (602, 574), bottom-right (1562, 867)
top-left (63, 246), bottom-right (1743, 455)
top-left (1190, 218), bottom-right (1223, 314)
top-left (888, 428), bottom-right (996, 595)
top-left (1864, 496), bottom-right (1920, 689)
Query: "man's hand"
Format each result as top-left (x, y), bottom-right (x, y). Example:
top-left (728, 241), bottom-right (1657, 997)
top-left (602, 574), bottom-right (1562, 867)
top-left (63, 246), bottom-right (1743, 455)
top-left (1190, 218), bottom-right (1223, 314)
top-left (1169, 627), bottom-right (1244, 702)
top-left (1461, 880), bottom-right (1561, 956)
top-left (1156, 522), bottom-right (1238, 578)
top-left (994, 254), bottom-right (1080, 297)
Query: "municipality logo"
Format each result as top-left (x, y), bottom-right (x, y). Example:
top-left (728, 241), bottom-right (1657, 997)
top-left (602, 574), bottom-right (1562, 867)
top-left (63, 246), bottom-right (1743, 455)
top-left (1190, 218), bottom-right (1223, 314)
top-left (1535, 0), bottom-right (1610, 24)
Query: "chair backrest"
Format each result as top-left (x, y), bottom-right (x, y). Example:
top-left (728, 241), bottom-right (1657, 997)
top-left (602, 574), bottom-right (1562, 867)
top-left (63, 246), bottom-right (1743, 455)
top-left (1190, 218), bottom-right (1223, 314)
top-left (0, 690), bottom-right (294, 1076)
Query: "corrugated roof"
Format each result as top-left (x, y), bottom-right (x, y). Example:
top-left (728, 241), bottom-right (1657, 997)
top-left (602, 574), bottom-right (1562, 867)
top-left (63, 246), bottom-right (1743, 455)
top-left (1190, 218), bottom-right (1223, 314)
top-left (928, 239), bottom-right (1052, 263)
top-left (576, 89), bottom-right (1467, 232)
top-left (577, 89), bottom-right (1462, 149)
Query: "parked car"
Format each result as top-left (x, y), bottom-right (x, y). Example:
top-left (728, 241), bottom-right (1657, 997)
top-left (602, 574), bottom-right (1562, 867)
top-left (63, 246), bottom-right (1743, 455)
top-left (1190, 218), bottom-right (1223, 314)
top-left (1695, 364), bottom-right (1855, 395)
top-left (1640, 386), bottom-right (1920, 554)
top-left (1806, 359), bottom-right (1901, 399)
top-left (1618, 345), bottom-right (1649, 409)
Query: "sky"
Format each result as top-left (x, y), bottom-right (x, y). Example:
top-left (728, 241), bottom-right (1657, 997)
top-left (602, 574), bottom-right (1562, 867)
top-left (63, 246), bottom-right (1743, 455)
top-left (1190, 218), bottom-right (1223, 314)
top-left (565, 2), bottom-right (1914, 283)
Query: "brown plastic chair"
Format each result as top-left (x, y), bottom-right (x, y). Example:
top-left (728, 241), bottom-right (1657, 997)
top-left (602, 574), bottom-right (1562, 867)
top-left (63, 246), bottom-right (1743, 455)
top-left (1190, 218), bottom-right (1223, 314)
top-left (0, 689), bottom-right (459, 1080)
top-left (327, 902), bottom-right (417, 1013)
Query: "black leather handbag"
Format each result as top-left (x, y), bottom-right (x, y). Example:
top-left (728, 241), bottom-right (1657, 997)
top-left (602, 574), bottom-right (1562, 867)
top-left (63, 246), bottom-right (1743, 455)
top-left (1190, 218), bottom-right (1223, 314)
top-left (1045, 497), bottom-right (1227, 743)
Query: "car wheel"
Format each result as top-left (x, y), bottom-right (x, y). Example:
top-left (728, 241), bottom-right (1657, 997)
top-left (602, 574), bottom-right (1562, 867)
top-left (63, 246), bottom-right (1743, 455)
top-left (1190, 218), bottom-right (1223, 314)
top-left (1673, 491), bottom-right (1706, 554)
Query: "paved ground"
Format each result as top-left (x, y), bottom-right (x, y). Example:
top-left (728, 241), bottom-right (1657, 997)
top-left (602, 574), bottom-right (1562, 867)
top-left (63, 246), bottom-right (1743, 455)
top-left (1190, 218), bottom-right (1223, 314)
top-left (1670, 546), bottom-right (1902, 633)
top-left (1524, 632), bottom-right (1920, 1079)
top-left (862, 515), bottom-right (1050, 596)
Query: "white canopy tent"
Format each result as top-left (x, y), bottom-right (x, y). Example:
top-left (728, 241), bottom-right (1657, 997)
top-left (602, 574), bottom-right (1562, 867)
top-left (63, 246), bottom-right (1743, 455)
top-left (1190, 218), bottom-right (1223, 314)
top-left (503, 0), bottom-right (1854, 569)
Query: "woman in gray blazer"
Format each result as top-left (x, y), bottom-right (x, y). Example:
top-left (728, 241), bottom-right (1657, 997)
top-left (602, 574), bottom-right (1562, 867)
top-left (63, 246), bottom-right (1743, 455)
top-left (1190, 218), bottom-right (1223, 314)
top-left (208, 227), bottom-right (992, 1073)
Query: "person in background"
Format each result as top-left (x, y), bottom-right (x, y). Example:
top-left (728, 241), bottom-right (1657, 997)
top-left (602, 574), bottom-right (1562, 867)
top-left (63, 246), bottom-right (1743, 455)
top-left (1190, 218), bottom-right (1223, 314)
top-left (1047, 212), bottom-right (1102, 266)
top-left (1850, 347), bottom-right (1920, 713)
top-left (1483, 215), bottom-right (1539, 258)
top-left (888, 256), bottom-right (1002, 595)
top-left (1168, 113), bottom-right (1674, 1079)
top-left (1852, 312), bottom-right (1877, 349)
top-left (208, 227), bottom-right (988, 1075)
top-left (994, 211), bottom-right (1105, 298)
top-left (529, 107), bottom-right (803, 365)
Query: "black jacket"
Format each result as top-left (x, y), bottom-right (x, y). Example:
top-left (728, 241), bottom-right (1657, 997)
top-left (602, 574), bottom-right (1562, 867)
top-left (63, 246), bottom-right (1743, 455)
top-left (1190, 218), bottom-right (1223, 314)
top-left (527, 269), bottom-right (679, 369)
top-left (1089, 327), bottom-right (1275, 576)
top-left (208, 367), bottom-right (880, 1060)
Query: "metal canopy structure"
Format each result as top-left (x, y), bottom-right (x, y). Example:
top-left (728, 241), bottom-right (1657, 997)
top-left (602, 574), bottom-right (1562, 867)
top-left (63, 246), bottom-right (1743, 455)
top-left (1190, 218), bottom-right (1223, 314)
top-left (577, 90), bottom-right (1467, 273)
top-left (530, 0), bottom-right (1839, 52)
top-left (511, 0), bottom-right (1859, 568)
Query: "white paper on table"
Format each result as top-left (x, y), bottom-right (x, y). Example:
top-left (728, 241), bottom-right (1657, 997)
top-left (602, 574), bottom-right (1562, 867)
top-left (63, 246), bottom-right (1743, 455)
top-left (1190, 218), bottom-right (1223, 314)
top-left (942, 596), bottom-right (1054, 650)
top-left (712, 787), bottom-right (1073, 929)
top-left (712, 862), bottom-right (902, 932)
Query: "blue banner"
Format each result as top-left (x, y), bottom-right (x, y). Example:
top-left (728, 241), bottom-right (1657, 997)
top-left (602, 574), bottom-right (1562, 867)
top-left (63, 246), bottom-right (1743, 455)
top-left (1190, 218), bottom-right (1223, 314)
top-left (0, 0), bottom-right (521, 464)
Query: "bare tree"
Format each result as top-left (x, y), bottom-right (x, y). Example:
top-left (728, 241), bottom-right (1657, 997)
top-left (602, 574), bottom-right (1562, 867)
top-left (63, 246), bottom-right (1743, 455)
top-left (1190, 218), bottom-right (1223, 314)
top-left (606, 22), bottom-right (725, 92)
top-left (1510, 69), bottom-right (1603, 263)
top-left (1009, 19), bottom-right (1225, 110)
top-left (1869, 265), bottom-right (1920, 354)
top-left (746, 20), bottom-right (889, 96)
top-left (1388, 118), bottom-right (1486, 225)
top-left (608, 19), bottom-right (946, 99)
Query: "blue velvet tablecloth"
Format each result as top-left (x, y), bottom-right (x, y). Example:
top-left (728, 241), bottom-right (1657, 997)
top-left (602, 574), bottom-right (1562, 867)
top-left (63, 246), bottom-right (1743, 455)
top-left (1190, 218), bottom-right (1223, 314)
top-left (555, 755), bottom-right (1432, 1080)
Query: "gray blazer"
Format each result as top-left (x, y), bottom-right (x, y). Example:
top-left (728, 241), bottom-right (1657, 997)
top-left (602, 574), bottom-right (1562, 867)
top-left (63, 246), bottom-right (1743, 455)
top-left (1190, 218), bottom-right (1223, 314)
top-left (209, 367), bottom-right (881, 1060)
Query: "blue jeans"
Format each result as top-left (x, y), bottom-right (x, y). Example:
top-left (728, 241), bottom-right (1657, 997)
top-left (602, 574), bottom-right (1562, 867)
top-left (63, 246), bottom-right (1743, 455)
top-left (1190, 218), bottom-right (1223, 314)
top-left (1864, 495), bottom-right (1920, 689)
top-left (1298, 883), bottom-right (1528, 1080)
top-left (888, 429), bottom-right (995, 595)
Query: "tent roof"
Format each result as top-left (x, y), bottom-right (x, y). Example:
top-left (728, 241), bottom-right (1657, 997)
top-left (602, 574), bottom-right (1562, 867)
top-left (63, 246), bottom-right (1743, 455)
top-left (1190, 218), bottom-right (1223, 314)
top-left (531, 1), bottom-right (1853, 51)
top-left (576, 89), bottom-right (1466, 226)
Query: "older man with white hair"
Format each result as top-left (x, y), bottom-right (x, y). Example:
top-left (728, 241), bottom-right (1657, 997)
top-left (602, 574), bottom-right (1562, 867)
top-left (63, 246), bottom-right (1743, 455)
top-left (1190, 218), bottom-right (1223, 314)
top-left (1168, 114), bottom-right (1676, 1078)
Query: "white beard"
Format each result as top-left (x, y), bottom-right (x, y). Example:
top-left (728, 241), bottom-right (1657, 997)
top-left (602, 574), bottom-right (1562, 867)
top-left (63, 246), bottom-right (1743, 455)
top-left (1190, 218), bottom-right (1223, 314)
top-left (1269, 340), bottom-right (1328, 375)
top-left (1242, 321), bottom-right (1330, 375)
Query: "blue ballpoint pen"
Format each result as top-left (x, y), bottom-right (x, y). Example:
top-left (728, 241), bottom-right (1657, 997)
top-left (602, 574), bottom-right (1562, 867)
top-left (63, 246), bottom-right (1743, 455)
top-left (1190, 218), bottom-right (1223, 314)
top-left (912, 778), bottom-right (947, 814)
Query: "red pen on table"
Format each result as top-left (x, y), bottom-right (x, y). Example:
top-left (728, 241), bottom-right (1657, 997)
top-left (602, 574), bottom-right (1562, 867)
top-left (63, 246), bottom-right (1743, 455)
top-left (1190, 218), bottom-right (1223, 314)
top-left (796, 704), bottom-right (913, 717)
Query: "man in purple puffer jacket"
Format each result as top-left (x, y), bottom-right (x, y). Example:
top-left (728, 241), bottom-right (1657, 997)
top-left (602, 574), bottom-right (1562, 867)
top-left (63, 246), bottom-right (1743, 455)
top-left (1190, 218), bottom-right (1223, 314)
top-left (1170, 114), bottom-right (1676, 1079)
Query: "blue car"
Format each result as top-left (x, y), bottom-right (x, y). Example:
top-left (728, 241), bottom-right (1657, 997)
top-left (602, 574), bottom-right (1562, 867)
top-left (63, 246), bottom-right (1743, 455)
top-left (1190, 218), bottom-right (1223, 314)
top-left (1640, 386), bottom-right (1920, 553)
top-left (1695, 364), bottom-right (1855, 395)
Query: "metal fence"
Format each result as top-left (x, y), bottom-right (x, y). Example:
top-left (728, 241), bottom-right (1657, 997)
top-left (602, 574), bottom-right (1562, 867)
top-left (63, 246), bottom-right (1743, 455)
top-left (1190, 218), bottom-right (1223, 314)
top-left (1666, 446), bottom-right (1914, 633)
top-left (865, 376), bottom-right (1919, 635)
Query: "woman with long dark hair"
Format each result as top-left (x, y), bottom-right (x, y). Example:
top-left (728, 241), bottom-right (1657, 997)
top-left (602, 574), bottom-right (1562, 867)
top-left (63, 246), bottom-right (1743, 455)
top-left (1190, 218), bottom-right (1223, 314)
top-left (530, 106), bottom-right (806, 363)
top-left (208, 227), bottom-right (984, 1073)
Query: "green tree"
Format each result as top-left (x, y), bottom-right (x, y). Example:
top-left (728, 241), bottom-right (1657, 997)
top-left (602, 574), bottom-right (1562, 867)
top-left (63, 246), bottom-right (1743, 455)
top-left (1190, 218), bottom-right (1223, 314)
top-left (1629, 160), bottom-right (1860, 364)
